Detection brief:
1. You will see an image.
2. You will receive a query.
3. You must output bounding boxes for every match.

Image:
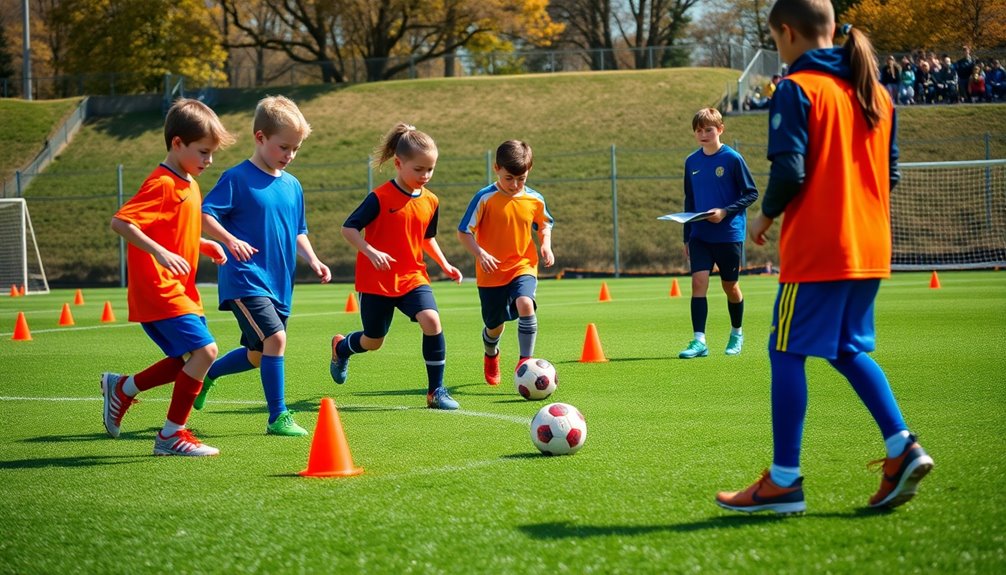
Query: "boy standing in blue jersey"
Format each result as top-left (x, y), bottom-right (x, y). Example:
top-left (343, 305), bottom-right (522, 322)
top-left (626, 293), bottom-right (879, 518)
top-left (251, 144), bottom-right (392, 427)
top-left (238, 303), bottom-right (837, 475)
top-left (678, 108), bottom-right (759, 359)
top-left (197, 95), bottom-right (332, 436)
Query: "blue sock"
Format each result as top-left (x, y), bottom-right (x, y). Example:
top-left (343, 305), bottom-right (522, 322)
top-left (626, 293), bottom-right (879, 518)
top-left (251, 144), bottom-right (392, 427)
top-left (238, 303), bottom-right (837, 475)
top-left (260, 355), bottom-right (286, 423)
top-left (337, 331), bottom-right (366, 358)
top-left (423, 332), bottom-right (446, 394)
top-left (829, 351), bottom-right (907, 440)
top-left (517, 315), bottom-right (537, 359)
top-left (770, 349), bottom-right (808, 469)
top-left (208, 347), bottom-right (255, 380)
top-left (884, 430), bottom-right (912, 458)
top-left (769, 464), bottom-right (801, 488)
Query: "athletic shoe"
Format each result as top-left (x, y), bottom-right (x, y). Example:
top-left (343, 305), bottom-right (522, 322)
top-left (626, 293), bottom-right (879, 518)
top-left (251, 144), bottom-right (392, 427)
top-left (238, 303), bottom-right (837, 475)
top-left (330, 334), bottom-right (349, 384)
top-left (725, 333), bottom-right (744, 356)
top-left (101, 372), bottom-right (136, 438)
top-left (483, 353), bottom-right (501, 386)
top-left (266, 410), bottom-right (309, 437)
top-left (868, 434), bottom-right (934, 508)
top-left (716, 470), bottom-right (806, 515)
top-left (153, 429), bottom-right (220, 456)
top-left (678, 339), bottom-right (709, 359)
top-left (192, 375), bottom-right (216, 411)
top-left (426, 386), bottom-right (460, 410)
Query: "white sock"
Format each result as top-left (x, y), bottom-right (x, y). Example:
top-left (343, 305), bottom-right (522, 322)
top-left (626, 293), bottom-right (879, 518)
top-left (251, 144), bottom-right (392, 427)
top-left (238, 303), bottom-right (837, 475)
top-left (160, 421), bottom-right (184, 438)
top-left (885, 430), bottom-right (912, 458)
top-left (121, 375), bottom-right (139, 397)
top-left (770, 464), bottom-right (801, 488)
top-left (694, 332), bottom-right (706, 344)
top-left (731, 327), bottom-right (743, 336)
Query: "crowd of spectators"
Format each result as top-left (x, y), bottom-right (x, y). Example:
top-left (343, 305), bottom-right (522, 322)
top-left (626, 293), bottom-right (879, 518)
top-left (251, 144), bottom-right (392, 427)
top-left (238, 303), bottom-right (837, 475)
top-left (882, 47), bottom-right (1006, 105)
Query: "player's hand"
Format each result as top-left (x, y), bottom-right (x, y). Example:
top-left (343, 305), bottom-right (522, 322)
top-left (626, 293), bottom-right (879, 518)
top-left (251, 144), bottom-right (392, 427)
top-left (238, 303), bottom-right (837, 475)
top-left (155, 250), bottom-right (191, 277)
top-left (312, 261), bottom-right (332, 283)
top-left (540, 246), bottom-right (555, 267)
top-left (706, 208), bottom-right (727, 224)
top-left (227, 238), bottom-right (258, 262)
top-left (443, 264), bottom-right (464, 284)
top-left (477, 250), bottom-right (500, 273)
top-left (368, 250), bottom-right (397, 271)
top-left (200, 241), bottom-right (228, 265)
top-left (749, 213), bottom-right (774, 245)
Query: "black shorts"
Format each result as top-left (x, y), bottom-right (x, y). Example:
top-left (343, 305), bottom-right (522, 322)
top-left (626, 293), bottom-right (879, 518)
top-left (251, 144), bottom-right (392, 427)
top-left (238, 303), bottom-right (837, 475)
top-left (688, 239), bottom-right (742, 282)
top-left (226, 297), bottom-right (288, 352)
top-left (477, 274), bottom-right (538, 328)
top-left (359, 284), bottom-right (438, 339)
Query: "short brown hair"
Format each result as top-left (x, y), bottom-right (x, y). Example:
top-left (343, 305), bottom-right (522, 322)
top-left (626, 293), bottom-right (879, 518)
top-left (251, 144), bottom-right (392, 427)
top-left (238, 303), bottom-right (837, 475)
top-left (691, 108), bottom-right (723, 131)
top-left (163, 98), bottom-right (235, 151)
top-left (254, 95), bottom-right (312, 139)
top-left (495, 140), bottom-right (533, 175)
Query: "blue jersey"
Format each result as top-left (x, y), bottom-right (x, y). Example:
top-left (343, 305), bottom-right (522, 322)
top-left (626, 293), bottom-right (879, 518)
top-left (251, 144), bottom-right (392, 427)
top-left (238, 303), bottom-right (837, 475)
top-left (202, 160), bottom-right (308, 315)
top-left (682, 144), bottom-right (758, 243)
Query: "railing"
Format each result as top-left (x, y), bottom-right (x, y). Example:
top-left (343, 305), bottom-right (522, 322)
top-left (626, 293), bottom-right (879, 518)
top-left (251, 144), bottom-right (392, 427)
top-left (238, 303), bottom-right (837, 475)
top-left (2, 97), bottom-right (89, 198)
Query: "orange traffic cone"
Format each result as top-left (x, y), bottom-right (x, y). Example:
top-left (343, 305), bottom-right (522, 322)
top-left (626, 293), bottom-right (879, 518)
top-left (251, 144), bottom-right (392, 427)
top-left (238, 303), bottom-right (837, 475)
top-left (12, 312), bottom-right (32, 341)
top-left (300, 398), bottom-right (364, 477)
top-left (579, 323), bottom-right (608, 363)
top-left (929, 271), bottom-right (941, 289)
top-left (598, 282), bottom-right (612, 302)
top-left (670, 278), bottom-right (681, 298)
top-left (344, 292), bottom-right (359, 313)
top-left (58, 303), bottom-right (75, 326)
top-left (100, 301), bottom-right (116, 322)
top-left (74, 289), bottom-right (85, 305)
top-left (9, 285), bottom-right (17, 297)
top-left (19, 285), bottom-right (26, 296)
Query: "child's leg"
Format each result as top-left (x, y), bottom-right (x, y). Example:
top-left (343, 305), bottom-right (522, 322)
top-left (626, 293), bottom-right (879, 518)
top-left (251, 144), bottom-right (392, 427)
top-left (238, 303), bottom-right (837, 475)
top-left (331, 294), bottom-right (390, 384)
top-left (208, 347), bottom-right (256, 380)
top-left (770, 348), bottom-right (808, 486)
top-left (260, 331), bottom-right (288, 424)
top-left (829, 352), bottom-right (909, 455)
top-left (515, 296), bottom-right (537, 359)
top-left (417, 309), bottom-right (445, 394)
top-left (690, 272), bottom-right (710, 338)
top-left (123, 356), bottom-right (186, 396)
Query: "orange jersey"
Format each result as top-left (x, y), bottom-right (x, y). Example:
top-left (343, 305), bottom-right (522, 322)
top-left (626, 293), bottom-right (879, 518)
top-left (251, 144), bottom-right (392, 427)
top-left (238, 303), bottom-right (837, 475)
top-left (777, 70), bottom-right (894, 282)
top-left (114, 165), bottom-right (205, 322)
top-left (457, 183), bottom-right (553, 287)
top-left (345, 180), bottom-right (439, 297)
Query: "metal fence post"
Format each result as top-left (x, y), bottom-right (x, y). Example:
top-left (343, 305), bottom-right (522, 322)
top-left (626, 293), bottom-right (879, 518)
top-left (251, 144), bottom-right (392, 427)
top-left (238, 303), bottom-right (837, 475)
top-left (117, 164), bottom-right (125, 288)
top-left (15, 171), bottom-right (21, 197)
top-left (485, 150), bottom-right (492, 185)
top-left (610, 144), bottom-right (620, 278)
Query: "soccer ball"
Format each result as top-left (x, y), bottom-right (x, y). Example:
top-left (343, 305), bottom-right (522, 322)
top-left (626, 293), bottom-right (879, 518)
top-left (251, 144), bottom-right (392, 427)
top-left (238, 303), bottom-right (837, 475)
top-left (530, 403), bottom-right (587, 456)
top-left (514, 358), bottom-right (558, 400)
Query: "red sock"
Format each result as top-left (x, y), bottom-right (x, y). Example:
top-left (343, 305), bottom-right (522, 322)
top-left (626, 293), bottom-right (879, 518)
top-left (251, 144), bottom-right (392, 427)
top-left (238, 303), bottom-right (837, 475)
top-left (166, 370), bottom-right (202, 426)
top-left (134, 357), bottom-right (185, 391)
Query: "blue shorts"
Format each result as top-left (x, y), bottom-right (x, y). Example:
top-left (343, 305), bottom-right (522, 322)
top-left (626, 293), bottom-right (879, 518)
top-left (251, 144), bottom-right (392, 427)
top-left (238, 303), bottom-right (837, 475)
top-left (478, 275), bottom-right (538, 328)
top-left (770, 280), bottom-right (880, 360)
top-left (689, 239), bottom-right (742, 282)
top-left (359, 285), bottom-right (438, 339)
top-left (225, 297), bottom-right (288, 352)
top-left (141, 314), bottom-right (214, 358)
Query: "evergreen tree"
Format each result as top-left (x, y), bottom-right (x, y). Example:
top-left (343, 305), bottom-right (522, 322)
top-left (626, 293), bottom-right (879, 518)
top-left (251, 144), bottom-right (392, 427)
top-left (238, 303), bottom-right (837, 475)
top-left (0, 26), bottom-right (15, 90)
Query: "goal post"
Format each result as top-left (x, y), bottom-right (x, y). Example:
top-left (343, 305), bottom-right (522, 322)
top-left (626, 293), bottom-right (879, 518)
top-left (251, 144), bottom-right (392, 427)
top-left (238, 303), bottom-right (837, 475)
top-left (893, 159), bottom-right (1006, 271)
top-left (0, 198), bottom-right (50, 294)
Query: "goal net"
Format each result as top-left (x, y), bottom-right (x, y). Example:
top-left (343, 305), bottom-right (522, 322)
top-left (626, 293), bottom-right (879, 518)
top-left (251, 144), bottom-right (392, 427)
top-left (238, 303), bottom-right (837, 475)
top-left (0, 199), bottom-right (50, 294)
top-left (893, 159), bottom-right (1006, 271)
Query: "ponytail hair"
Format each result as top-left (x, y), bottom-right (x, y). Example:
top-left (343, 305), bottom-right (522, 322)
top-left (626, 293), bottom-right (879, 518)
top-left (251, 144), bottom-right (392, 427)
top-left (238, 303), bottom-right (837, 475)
top-left (371, 122), bottom-right (437, 169)
top-left (842, 27), bottom-right (884, 131)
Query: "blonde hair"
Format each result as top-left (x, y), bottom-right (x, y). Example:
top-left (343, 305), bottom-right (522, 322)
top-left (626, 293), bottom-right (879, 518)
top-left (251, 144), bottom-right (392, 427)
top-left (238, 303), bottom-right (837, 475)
top-left (253, 95), bottom-right (312, 139)
top-left (163, 98), bottom-right (235, 151)
top-left (371, 122), bottom-right (437, 169)
top-left (769, 0), bottom-right (885, 130)
top-left (691, 107), bottom-right (724, 131)
top-left (496, 140), bottom-right (533, 175)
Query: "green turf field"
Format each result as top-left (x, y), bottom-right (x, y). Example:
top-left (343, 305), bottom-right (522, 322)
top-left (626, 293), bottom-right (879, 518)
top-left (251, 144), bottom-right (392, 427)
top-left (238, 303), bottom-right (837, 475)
top-left (1, 273), bottom-right (1004, 573)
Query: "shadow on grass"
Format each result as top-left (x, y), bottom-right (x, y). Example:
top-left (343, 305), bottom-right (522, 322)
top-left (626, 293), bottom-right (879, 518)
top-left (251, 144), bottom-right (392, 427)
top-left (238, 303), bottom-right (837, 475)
top-left (21, 428), bottom-right (161, 443)
top-left (552, 356), bottom-right (672, 366)
top-left (0, 454), bottom-right (149, 469)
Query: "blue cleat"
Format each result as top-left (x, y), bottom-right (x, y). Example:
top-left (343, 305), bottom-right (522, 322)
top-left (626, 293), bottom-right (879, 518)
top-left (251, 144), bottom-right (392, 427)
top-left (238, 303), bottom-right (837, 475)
top-left (426, 386), bottom-right (459, 410)
top-left (330, 334), bottom-right (349, 384)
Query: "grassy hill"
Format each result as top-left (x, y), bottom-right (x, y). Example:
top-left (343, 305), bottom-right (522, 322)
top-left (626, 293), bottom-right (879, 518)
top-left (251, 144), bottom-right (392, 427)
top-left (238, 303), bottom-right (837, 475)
top-left (9, 69), bottom-right (1006, 285)
top-left (0, 98), bottom-right (83, 187)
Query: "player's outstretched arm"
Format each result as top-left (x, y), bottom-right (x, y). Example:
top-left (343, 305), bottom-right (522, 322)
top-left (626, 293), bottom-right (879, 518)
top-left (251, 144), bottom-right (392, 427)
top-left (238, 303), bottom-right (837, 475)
top-left (111, 216), bottom-right (190, 277)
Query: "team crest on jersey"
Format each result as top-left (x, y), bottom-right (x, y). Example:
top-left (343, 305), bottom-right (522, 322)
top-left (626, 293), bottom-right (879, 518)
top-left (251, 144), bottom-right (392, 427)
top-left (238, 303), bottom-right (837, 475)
top-left (771, 113), bottom-right (782, 130)
top-left (715, 166), bottom-right (725, 177)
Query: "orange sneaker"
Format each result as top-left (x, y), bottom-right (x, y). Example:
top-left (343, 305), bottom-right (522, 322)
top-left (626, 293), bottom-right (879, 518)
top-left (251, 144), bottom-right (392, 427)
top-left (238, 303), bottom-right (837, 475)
top-left (716, 470), bottom-right (806, 515)
top-left (483, 353), bottom-right (501, 386)
top-left (868, 435), bottom-right (934, 509)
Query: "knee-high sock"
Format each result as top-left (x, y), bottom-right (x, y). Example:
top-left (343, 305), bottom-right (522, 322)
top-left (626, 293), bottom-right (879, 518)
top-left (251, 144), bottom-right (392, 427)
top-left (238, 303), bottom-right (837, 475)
top-left (829, 351), bottom-right (907, 440)
top-left (518, 315), bottom-right (537, 359)
top-left (482, 327), bottom-right (501, 357)
top-left (770, 349), bottom-right (808, 469)
top-left (165, 370), bottom-right (203, 427)
top-left (728, 300), bottom-right (744, 330)
top-left (423, 332), bottom-right (446, 394)
top-left (208, 347), bottom-right (255, 380)
top-left (691, 297), bottom-right (708, 334)
top-left (336, 331), bottom-right (366, 358)
top-left (133, 357), bottom-right (186, 393)
top-left (260, 355), bottom-right (286, 423)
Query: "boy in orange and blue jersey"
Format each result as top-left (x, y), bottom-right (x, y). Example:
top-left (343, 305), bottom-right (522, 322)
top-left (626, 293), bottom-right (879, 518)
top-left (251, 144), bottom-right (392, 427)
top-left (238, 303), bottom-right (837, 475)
top-left (716, 0), bottom-right (933, 515)
top-left (457, 140), bottom-right (554, 385)
top-left (102, 98), bottom-right (235, 457)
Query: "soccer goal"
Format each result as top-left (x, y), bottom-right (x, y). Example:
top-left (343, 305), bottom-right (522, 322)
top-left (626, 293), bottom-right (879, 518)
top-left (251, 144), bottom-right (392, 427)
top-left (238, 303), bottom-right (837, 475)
top-left (893, 159), bottom-right (1006, 271)
top-left (0, 198), bottom-right (49, 294)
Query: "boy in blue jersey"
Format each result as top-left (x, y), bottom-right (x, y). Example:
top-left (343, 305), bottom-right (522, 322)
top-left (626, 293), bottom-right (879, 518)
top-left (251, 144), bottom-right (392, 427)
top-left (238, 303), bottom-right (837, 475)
top-left (198, 95), bottom-right (332, 436)
top-left (678, 108), bottom-right (759, 359)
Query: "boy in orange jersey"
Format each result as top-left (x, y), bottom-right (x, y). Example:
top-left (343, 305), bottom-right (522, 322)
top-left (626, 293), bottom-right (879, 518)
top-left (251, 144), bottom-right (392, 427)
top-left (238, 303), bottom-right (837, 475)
top-left (715, 0), bottom-right (933, 515)
top-left (329, 123), bottom-right (464, 409)
top-left (102, 98), bottom-right (235, 456)
top-left (457, 140), bottom-right (554, 385)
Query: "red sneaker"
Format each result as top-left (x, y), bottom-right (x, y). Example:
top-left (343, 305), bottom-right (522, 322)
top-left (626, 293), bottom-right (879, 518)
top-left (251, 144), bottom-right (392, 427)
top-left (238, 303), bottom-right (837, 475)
top-left (101, 372), bottom-right (137, 438)
top-left (868, 435), bottom-right (934, 508)
top-left (483, 353), bottom-right (501, 386)
top-left (716, 470), bottom-right (806, 515)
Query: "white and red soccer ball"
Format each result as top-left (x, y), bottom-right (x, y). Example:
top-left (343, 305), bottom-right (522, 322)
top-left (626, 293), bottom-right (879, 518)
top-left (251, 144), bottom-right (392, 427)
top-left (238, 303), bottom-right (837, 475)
top-left (530, 402), bottom-right (587, 456)
top-left (514, 358), bottom-right (557, 400)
